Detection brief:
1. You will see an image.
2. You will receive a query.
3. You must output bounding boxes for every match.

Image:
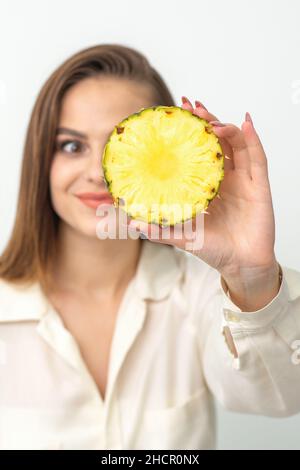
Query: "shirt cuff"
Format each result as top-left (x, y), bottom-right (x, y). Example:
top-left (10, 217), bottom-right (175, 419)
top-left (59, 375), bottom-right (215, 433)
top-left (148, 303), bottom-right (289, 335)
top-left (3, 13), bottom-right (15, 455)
top-left (220, 264), bottom-right (291, 331)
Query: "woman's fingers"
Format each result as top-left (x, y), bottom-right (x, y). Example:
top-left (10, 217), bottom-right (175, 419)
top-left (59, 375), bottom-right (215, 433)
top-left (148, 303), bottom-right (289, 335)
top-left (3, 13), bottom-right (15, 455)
top-left (192, 105), bottom-right (234, 172)
top-left (128, 218), bottom-right (175, 243)
top-left (210, 122), bottom-right (252, 178)
top-left (181, 97), bottom-right (234, 172)
top-left (181, 96), bottom-right (216, 120)
top-left (193, 103), bottom-right (219, 123)
top-left (181, 96), bottom-right (194, 111)
top-left (242, 113), bottom-right (268, 182)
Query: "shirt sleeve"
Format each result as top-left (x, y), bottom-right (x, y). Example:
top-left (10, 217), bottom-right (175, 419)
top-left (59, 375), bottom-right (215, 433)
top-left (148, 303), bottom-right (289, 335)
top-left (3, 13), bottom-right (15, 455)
top-left (185, 254), bottom-right (300, 418)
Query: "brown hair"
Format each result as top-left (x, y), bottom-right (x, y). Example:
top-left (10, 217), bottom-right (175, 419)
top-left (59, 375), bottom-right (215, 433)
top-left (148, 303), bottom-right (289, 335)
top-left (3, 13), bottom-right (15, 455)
top-left (0, 43), bottom-right (175, 295)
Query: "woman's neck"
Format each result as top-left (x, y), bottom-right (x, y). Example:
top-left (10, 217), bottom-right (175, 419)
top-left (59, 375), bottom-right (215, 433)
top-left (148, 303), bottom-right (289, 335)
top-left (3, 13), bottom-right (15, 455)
top-left (49, 221), bottom-right (143, 298)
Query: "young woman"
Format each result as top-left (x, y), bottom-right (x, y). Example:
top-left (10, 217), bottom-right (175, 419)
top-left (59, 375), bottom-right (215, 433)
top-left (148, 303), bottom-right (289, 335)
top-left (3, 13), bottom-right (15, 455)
top-left (0, 44), bottom-right (299, 450)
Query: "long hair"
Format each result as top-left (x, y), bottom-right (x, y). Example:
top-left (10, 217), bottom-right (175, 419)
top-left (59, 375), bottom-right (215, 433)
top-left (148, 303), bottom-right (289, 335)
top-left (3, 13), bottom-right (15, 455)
top-left (0, 43), bottom-right (175, 295)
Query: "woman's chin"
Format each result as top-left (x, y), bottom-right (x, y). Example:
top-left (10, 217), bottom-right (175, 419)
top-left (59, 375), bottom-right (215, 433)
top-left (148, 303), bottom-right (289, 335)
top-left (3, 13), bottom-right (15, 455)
top-left (74, 213), bottom-right (121, 240)
top-left (71, 204), bottom-right (132, 240)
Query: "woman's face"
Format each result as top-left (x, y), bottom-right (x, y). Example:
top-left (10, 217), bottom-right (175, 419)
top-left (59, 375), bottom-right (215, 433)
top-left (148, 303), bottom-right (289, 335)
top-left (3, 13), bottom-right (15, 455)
top-left (50, 76), bottom-right (154, 238)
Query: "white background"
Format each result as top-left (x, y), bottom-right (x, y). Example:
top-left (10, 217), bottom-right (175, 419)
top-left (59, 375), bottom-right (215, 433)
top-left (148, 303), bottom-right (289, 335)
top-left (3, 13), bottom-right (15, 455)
top-left (0, 0), bottom-right (299, 449)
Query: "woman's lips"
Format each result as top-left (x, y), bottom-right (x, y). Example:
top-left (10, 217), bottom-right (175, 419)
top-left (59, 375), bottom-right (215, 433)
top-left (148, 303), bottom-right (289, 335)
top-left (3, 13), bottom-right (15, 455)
top-left (76, 193), bottom-right (114, 209)
top-left (78, 198), bottom-right (113, 209)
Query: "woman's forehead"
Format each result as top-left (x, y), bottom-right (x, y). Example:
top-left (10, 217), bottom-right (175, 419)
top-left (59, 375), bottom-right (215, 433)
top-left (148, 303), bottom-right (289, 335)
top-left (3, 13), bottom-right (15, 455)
top-left (58, 77), bottom-right (153, 137)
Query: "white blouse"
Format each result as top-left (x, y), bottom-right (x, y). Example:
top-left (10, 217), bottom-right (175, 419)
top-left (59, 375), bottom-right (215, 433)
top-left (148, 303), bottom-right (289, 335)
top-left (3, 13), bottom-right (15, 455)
top-left (0, 239), bottom-right (300, 450)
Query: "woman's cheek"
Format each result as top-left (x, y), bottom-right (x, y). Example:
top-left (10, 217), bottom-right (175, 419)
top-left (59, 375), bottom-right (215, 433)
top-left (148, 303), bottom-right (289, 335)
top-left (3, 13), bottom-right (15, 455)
top-left (49, 155), bottom-right (80, 211)
top-left (51, 155), bottom-right (78, 191)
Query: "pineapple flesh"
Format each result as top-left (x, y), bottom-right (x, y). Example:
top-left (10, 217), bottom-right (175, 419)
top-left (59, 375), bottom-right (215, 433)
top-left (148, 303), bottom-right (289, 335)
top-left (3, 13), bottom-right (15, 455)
top-left (102, 105), bottom-right (224, 226)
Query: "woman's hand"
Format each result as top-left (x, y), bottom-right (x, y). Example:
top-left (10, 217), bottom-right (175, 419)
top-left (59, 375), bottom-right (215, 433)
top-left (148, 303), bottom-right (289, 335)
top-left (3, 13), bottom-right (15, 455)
top-left (128, 96), bottom-right (281, 310)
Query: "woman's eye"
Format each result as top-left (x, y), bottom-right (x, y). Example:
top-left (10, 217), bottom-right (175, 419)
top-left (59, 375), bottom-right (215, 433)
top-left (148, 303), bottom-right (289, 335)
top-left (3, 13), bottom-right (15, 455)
top-left (55, 140), bottom-right (84, 154)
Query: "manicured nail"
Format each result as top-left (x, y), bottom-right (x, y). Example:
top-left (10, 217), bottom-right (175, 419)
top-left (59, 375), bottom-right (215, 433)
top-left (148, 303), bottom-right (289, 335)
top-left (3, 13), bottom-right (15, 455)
top-left (245, 112), bottom-right (253, 124)
top-left (195, 100), bottom-right (208, 111)
top-left (181, 96), bottom-right (190, 104)
top-left (210, 121), bottom-right (226, 127)
top-left (139, 232), bottom-right (149, 239)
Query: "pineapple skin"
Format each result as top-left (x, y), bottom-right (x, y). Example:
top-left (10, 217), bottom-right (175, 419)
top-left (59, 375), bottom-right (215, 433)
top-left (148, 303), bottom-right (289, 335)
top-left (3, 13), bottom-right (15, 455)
top-left (102, 106), bottom-right (224, 227)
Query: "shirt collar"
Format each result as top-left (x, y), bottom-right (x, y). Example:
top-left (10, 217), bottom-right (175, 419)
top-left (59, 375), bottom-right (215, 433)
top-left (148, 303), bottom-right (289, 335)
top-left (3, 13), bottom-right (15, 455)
top-left (0, 280), bottom-right (49, 322)
top-left (0, 240), bottom-right (183, 323)
top-left (134, 239), bottom-right (183, 301)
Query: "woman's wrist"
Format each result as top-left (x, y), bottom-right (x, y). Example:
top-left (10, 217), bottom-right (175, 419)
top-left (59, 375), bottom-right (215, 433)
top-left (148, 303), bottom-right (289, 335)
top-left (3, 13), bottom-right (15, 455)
top-left (221, 261), bottom-right (282, 312)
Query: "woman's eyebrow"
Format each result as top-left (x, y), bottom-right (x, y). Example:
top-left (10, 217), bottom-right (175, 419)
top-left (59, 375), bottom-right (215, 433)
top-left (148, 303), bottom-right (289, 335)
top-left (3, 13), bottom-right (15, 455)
top-left (56, 127), bottom-right (87, 139)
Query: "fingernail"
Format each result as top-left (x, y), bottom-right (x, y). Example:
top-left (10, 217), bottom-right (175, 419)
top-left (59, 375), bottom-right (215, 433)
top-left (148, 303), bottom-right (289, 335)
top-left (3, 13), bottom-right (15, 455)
top-left (210, 121), bottom-right (226, 127)
top-left (245, 112), bottom-right (253, 124)
top-left (139, 232), bottom-right (149, 239)
top-left (181, 96), bottom-right (189, 104)
top-left (195, 100), bottom-right (208, 111)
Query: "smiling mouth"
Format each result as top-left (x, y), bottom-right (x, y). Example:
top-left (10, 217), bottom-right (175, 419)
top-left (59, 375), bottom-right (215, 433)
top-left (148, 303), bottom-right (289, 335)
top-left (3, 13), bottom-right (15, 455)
top-left (76, 195), bottom-right (114, 209)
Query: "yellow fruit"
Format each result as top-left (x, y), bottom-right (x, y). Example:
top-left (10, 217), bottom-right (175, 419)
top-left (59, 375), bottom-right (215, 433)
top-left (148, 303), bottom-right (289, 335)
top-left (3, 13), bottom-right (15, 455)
top-left (102, 105), bottom-right (224, 226)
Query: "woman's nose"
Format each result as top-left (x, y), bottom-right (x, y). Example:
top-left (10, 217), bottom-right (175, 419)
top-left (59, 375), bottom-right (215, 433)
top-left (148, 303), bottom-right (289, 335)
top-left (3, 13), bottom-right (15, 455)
top-left (84, 147), bottom-right (106, 185)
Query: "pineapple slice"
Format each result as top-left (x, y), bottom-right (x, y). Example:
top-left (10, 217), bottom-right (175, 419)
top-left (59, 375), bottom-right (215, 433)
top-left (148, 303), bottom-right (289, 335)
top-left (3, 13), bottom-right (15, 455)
top-left (102, 105), bottom-right (224, 226)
